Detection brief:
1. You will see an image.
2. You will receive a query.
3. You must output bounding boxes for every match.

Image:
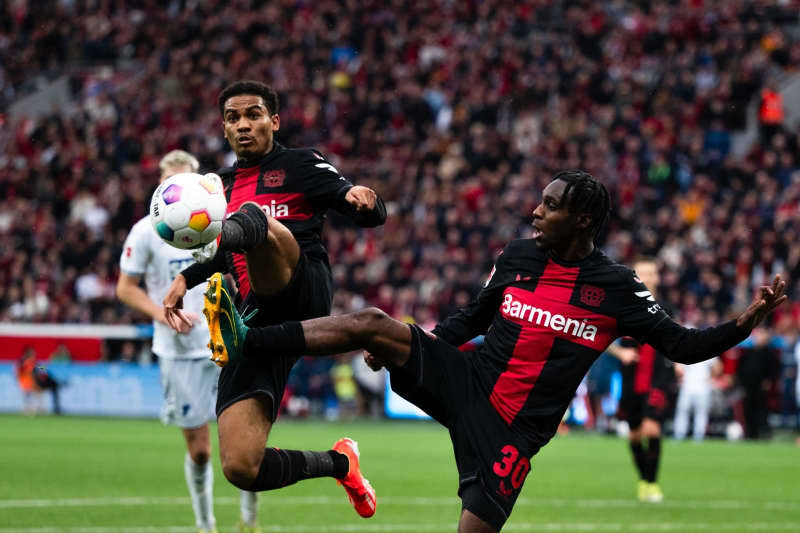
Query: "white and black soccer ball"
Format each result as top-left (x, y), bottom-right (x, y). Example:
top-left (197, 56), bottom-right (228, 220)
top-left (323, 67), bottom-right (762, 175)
top-left (150, 172), bottom-right (227, 249)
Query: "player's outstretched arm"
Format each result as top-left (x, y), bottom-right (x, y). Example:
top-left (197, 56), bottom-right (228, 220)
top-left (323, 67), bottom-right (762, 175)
top-left (118, 273), bottom-right (196, 333)
top-left (642, 275), bottom-right (788, 365)
top-left (734, 274), bottom-right (788, 331)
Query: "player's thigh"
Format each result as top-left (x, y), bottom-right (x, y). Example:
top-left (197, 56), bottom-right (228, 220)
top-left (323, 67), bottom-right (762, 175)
top-left (459, 507), bottom-right (499, 533)
top-left (218, 395), bottom-right (273, 466)
top-left (453, 399), bottom-right (534, 531)
top-left (245, 254), bottom-right (332, 326)
top-left (246, 216), bottom-right (300, 295)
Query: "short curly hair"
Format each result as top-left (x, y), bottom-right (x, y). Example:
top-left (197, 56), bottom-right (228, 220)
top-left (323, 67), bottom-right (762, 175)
top-left (218, 80), bottom-right (279, 116)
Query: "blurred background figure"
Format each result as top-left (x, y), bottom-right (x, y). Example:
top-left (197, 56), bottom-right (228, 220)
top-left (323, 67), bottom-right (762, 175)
top-left (15, 348), bottom-right (42, 415)
top-left (736, 328), bottom-right (780, 440)
top-left (674, 358), bottom-right (720, 441)
top-left (32, 358), bottom-right (62, 415)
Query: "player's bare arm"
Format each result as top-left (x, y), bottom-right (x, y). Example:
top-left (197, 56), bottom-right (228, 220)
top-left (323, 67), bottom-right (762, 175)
top-left (118, 272), bottom-right (197, 333)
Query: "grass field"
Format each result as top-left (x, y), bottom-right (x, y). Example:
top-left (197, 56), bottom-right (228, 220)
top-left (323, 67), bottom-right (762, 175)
top-left (0, 415), bottom-right (798, 532)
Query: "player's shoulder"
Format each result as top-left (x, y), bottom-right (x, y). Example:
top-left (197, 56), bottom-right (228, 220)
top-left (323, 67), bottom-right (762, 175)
top-left (584, 249), bottom-right (641, 288)
top-left (493, 239), bottom-right (545, 272)
top-left (501, 238), bottom-right (537, 257)
top-left (127, 216), bottom-right (155, 240)
top-left (281, 146), bottom-right (329, 165)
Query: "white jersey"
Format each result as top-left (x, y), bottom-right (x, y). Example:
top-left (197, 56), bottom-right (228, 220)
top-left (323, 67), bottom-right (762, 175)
top-left (681, 357), bottom-right (716, 393)
top-left (120, 217), bottom-right (210, 359)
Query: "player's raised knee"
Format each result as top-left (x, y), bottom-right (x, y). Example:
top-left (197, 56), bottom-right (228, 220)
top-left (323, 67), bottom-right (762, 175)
top-left (222, 458), bottom-right (260, 490)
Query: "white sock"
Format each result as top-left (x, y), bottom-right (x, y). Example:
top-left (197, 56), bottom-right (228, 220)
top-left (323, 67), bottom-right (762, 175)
top-left (240, 490), bottom-right (259, 527)
top-left (184, 453), bottom-right (216, 530)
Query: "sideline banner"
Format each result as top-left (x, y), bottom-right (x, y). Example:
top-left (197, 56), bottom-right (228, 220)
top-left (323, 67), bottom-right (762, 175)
top-left (0, 362), bottom-right (162, 417)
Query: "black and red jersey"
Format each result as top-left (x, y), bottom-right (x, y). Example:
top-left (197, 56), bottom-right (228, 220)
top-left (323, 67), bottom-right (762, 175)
top-left (181, 142), bottom-right (386, 298)
top-left (432, 238), bottom-right (749, 449)
top-left (618, 304), bottom-right (676, 395)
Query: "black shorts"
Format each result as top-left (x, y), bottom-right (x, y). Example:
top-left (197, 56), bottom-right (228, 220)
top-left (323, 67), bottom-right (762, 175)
top-left (389, 325), bottom-right (536, 531)
top-left (618, 388), bottom-right (669, 429)
top-left (216, 254), bottom-right (333, 420)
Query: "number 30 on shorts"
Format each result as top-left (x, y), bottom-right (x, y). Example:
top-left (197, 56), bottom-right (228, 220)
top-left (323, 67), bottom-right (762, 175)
top-left (492, 444), bottom-right (531, 490)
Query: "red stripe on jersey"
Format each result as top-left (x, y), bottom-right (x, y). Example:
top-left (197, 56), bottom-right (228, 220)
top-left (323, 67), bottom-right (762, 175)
top-left (489, 261), bottom-right (618, 425)
top-left (634, 344), bottom-right (656, 394)
top-left (255, 193), bottom-right (314, 221)
top-left (227, 167), bottom-right (260, 299)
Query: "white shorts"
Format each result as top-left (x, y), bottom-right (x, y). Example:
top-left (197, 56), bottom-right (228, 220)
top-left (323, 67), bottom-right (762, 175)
top-left (159, 357), bottom-right (221, 428)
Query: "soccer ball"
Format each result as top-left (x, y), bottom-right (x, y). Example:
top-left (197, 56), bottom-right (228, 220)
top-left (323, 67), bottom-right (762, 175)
top-left (150, 172), bottom-right (227, 249)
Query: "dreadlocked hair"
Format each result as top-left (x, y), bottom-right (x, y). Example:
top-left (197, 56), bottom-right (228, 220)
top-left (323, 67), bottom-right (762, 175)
top-left (552, 170), bottom-right (611, 238)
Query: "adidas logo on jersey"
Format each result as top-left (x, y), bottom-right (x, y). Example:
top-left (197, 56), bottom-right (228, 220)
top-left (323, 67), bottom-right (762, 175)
top-left (501, 293), bottom-right (598, 341)
top-left (261, 200), bottom-right (289, 218)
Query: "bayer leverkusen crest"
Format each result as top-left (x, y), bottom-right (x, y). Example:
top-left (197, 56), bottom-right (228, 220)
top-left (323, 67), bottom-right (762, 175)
top-left (262, 169), bottom-right (286, 187)
top-left (580, 284), bottom-right (605, 306)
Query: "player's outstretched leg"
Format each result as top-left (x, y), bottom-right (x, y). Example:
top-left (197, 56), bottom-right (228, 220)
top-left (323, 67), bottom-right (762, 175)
top-left (203, 273), bottom-right (254, 367)
top-left (203, 273), bottom-right (413, 369)
top-left (333, 437), bottom-right (377, 518)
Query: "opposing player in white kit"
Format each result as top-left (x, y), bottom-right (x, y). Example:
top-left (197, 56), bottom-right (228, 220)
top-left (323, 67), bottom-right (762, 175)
top-left (673, 358), bottom-right (719, 441)
top-left (116, 150), bottom-right (260, 533)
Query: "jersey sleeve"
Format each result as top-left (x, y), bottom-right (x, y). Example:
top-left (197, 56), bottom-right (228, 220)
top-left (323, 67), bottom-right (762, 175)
top-left (298, 150), bottom-right (387, 227)
top-left (297, 149), bottom-right (354, 205)
top-left (432, 244), bottom-right (513, 346)
top-left (617, 268), bottom-right (750, 364)
top-left (616, 269), bottom-right (672, 340)
top-left (119, 221), bottom-right (151, 276)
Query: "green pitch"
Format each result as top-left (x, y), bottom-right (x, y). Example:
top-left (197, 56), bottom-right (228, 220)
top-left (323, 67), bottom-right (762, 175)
top-left (0, 415), bottom-right (797, 532)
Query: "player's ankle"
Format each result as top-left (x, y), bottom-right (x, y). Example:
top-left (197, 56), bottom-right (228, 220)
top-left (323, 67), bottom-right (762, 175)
top-left (219, 204), bottom-right (268, 252)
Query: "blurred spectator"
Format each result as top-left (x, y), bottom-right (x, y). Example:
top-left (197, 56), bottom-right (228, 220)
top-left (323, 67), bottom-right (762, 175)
top-left (33, 361), bottom-right (62, 415)
top-left (353, 352), bottom-right (387, 419)
top-left (736, 328), bottom-right (780, 439)
top-left (759, 81), bottom-right (784, 144)
top-left (330, 354), bottom-right (359, 419)
top-left (15, 348), bottom-right (42, 415)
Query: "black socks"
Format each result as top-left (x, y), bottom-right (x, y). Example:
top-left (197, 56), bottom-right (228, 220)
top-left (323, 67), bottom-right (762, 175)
top-left (219, 203), bottom-right (268, 253)
top-left (244, 321), bottom-right (306, 358)
top-left (250, 448), bottom-right (349, 491)
top-left (631, 438), bottom-right (661, 482)
top-left (629, 441), bottom-right (647, 480)
top-left (643, 437), bottom-right (661, 482)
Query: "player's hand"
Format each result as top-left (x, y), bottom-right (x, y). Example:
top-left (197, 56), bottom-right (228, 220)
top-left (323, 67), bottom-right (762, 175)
top-left (176, 311), bottom-right (200, 334)
top-left (363, 351), bottom-right (385, 371)
top-left (203, 172), bottom-right (224, 193)
top-left (163, 274), bottom-right (194, 332)
top-left (616, 347), bottom-right (639, 365)
top-left (735, 274), bottom-right (788, 331)
top-left (345, 186), bottom-right (377, 212)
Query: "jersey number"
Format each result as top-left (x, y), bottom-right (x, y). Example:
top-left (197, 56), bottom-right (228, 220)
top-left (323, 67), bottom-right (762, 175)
top-left (492, 444), bottom-right (531, 489)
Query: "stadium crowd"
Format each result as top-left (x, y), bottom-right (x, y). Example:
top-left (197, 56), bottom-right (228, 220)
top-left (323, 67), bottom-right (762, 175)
top-left (1, 0), bottom-right (800, 433)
